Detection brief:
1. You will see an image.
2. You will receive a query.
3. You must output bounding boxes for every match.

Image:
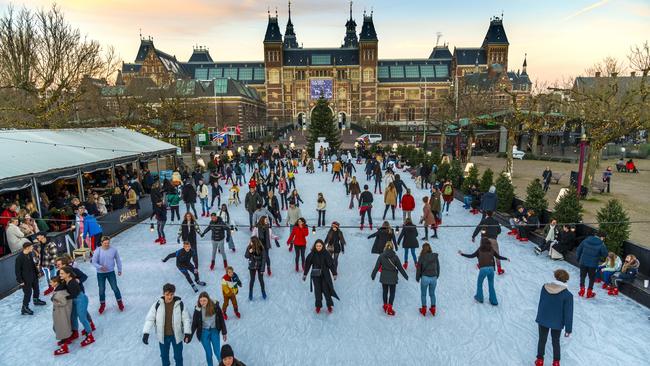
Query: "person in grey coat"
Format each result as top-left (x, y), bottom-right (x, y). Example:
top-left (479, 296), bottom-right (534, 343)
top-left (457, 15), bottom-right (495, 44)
top-left (50, 276), bottom-right (73, 355)
top-left (396, 219), bottom-right (419, 270)
top-left (371, 242), bottom-right (408, 316)
top-left (479, 186), bottom-right (498, 219)
top-left (416, 243), bottom-right (440, 317)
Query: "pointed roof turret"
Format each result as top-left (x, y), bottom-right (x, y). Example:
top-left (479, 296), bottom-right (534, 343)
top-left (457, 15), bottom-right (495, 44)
top-left (359, 10), bottom-right (377, 42)
top-left (481, 16), bottom-right (509, 48)
top-left (522, 53), bottom-right (528, 75)
top-left (264, 9), bottom-right (283, 43)
top-left (283, 1), bottom-right (299, 48)
top-left (342, 1), bottom-right (358, 48)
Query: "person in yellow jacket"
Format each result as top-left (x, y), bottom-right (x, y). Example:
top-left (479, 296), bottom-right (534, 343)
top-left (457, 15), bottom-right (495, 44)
top-left (331, 160), bottom-right (343, 182)
top-left (221, 266), bottom-right (242, 320)
top-left (123, 183), bottom-right (139, 212)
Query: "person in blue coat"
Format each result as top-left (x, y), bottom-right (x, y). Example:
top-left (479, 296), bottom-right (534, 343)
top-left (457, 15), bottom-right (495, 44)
top-left (575, 232), bottom-right (608, 298)
top-left (535, 269), bottom-right (573, 366)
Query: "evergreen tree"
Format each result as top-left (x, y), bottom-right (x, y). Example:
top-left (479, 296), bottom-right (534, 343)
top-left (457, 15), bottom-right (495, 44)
top-left (449, 159), bottom-right (463, 188)
top-left (462, 165), bottom-right (480, 194)
top-left (495, 172), bottom-right (515, 212)
top-left (553, 187), bottom-right (583, 225)
top-left (525, 178), bottom-right (549, 215)
top-left (437, 162), bottom-right (451, 183)
top-left (597, 199), bottom-right (630, 255)
top-left (479, 168), bottom-right (494, 193)
top-left (307, 97), bottom-right (341, 155)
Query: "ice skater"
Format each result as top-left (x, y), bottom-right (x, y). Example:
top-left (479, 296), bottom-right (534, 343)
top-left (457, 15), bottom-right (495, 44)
top-left (287, 217), bottom-right (309, 272)
top-left (535, 269), bottom-right (573, 366)
top-left (245, 237), bottom-right (267, 300)
top-left (458, 238), bottom-right (509, 306)
top-left (189, 292), bottom-right (227, 366)
top-left (416, 243), bottom-right (439, 317)
top-left (201, 213), bottom-right (231, 271)
top-left (303, 239), bottom-right (339, 314)
top-left (371, 242), bottom-right (408, 316)
top-left (162, 241), bottom-right (207, 293)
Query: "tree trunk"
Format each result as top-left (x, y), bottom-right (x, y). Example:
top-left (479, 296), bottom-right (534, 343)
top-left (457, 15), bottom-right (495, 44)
top-left (504, 129), bottom-right (516, 179)
top-left (189, 130), bottom-right (197, 165)
top-left (531, 132), bottom-right (539, 156)
top-left (439, 128), bottom-right (447, 154)
top-left (583, 145), bottom-right (601, 196)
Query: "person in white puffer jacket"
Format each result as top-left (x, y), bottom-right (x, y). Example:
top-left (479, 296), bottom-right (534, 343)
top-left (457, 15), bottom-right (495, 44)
top-left (197, 179), bottom-right (210, 217)
top-left (142, 283), bottom-right (192, 366)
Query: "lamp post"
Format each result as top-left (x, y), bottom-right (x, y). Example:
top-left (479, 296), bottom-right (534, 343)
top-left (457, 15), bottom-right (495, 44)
top-left (576, 133), bottom-right (588, 198)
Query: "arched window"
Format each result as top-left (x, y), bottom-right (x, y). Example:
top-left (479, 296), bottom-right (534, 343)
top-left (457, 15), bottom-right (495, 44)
top-left (392, 108), bottom-right (401, 121)
top-left (378, 109), bottom-right (386, 122)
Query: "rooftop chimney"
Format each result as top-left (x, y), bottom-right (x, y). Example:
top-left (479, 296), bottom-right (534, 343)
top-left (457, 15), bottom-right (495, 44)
top-left (631, 71), bottom-right (636, 77)
top-left (611, 72), bottom-right (618, 77)
top-left (595, 71), bottom-right (601, 77)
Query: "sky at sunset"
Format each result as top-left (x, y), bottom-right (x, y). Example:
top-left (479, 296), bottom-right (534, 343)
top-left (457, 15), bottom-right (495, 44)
top-left (1, 0), bottom-right (648, 84)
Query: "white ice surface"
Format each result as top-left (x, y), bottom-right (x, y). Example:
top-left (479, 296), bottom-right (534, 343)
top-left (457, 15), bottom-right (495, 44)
top-left (1, 165), bottom-right (649, 366)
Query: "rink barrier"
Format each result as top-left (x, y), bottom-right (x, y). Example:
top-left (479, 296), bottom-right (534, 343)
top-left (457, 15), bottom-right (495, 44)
top-left (475, 192), bottom-right (650, 308)
top-left (0, 195), bottom-right (154, 300)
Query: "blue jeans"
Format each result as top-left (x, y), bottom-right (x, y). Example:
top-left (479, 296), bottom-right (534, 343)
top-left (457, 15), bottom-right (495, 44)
top-left (200, 198), bottom-right (209, 213)
top-left (404, 248), bottom-right (417, 263)
top-left (476, 267), bottom-right (497, 305)
top-left (73, 293), bottom-right (92, 334)
top-left (463, 196), bottom-right (472, 209)
top-left (420, 275), bottom-right (438, 307)
top-left (159, 335), bottom-right (183, 366)
top-left (97, 271), bottom-right (122, 303)
top-left (200, 328), bottom-right (221, 366)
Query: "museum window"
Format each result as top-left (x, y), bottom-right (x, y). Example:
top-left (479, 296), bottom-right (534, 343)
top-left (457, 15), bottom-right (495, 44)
top-left (407, 106), bottom-right (416, 121)
top-left (362, 68), bottom-right (374, 82)
top-left (393, 108), bottom-right (401, 121)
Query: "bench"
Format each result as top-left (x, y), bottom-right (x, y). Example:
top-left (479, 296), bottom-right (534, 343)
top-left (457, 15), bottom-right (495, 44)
top-left (551, 173), bottom-right (564, 184)
top-left (591, 180), bottom-right (607, 194)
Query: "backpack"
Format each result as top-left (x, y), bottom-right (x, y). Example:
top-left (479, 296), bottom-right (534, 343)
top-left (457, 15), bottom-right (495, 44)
top-left (443, 185), bottom-right (453, 195)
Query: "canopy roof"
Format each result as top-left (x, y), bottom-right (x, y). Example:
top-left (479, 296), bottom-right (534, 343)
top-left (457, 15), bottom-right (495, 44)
top-left (0, 128), bottom-right (176, 188)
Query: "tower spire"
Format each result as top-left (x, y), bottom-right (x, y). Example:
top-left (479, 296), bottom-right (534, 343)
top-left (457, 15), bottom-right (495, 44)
top-left (283, 0), bottom-right (298, 48)
top-left (349, 1), bottom-right (353, 20)
top-left (522, 53), bottom-right (528, 74)
top-left (342, 0), bottom-right (358, 48)
top-left (288, 0), bottom-right (292, 21)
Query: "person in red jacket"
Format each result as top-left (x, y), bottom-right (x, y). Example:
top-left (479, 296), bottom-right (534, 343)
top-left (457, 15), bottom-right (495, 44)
top-left (0, 203), bottom-right (18, 228)
top-left (287, 218), bottom-right (309, 272)
top-left (400, 188), bottom-right (415, 222)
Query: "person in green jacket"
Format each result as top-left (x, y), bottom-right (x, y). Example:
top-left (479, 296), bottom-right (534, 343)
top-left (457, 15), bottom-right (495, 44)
top-left (166, 190), bottom-right (181, 222)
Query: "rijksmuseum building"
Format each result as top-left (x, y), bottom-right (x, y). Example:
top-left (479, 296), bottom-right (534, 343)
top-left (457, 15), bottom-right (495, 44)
top-left (120, 3), bottom-right (531, 137)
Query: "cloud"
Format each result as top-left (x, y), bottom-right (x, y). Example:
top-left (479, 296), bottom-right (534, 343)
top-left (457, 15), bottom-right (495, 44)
top-left (563, 0), bottom-right (611, 21)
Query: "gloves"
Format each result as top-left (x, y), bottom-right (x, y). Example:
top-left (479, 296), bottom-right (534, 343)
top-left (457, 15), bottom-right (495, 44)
top-left (142, 334), bottom-right (149, 345)
top-left (275, 240), bottom-right (280, 248)
top-left (177, 238), bottom-right (180, 244)
top-left (161, 258), bottom-right (167, 263)
top-left (184, 334), bottom-right (191, 343)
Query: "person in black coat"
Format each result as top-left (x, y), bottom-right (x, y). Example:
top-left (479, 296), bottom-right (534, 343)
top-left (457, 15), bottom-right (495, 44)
top-left (517, 209), bottom-right (540, 241)
top-left (396, 218), bottom-right (419, 269)
top-left (162, 242), bottom-right (206, 292)
top-left (371, 242), bottom-right (408, 316)
top-left (324, 222), bottom-right (346, 271)
top-left (368, 221), bottom-right (396, 254)
top-left (15, 242), bottom-right (46, 314)
top-left (542, 167), bottom-right (553, 192)
top-left (181, 181), bottom-right (198, 217)
top-left (177, 213), bottom-right (201, 268)
top-left (265, 191), bottom-right (281, 226)
top-left (552, 225), bottom-right (576, 256)
top-left (472, 210), bottom-right (501, 241)
top-left (303, 239), bottom-right (339, 313)
top-left (244, 237), bottom-right (266, 300)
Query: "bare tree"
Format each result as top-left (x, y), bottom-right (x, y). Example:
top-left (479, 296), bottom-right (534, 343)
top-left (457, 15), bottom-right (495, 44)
top-left (0, 4), bottom-right (117, 128)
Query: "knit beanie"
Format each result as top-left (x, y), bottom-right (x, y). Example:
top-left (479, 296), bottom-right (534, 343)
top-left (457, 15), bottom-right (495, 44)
top-left (221, 344), bottom-right (234, 359)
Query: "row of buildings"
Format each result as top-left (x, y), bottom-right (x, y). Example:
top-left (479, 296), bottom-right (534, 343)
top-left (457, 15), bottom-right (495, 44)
top-left (110, 3), bottom-right (532, 142)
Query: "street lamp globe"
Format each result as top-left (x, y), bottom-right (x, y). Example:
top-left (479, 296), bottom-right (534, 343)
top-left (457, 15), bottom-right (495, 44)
top-left (290, 142), bottom-right (295, 149)
top-left (392, 143), bottom-right (398, 151)
top-left (247, 145), bottom-right (253, 153)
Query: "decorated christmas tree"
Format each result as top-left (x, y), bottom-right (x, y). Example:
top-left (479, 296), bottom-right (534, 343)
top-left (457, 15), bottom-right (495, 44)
top-left (495, 172), bottom-right (515, 212)
top-left (597, 199), bottom-right (630, 255)
top-left (553, 187), bottom-right (583, 224)
top-left (461, 165), bottom-right (480, 193)
top-left (479, 168), bottom-right (494, 193)
top-left (525, 178), bottom-right (549, 215)
top-left (307, 96), bottom-right (341, 154)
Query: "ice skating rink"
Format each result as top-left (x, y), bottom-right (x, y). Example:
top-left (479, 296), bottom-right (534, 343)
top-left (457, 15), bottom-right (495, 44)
top-left (1, 166), bottom-right (649, 366)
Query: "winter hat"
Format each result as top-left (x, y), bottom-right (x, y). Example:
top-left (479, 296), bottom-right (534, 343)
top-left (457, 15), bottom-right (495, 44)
top-left (221, 344), bottom-right (234, 359)
top-left (331, 221), bottom-right (340, 227)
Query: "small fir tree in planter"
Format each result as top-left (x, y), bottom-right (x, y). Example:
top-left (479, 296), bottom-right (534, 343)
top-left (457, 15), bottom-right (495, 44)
top-left (448, 159), bottom-right (463, 188)
top-left (437, 162), bottom-right (451, 183)
top-left (553, 187), bottom-right (583, 225)
top-left (495, 172), bottom-right (515, 212)
top-left (462, 165), bottom-right (480, 194)
top-left (525, 178), bottom-right (549, 215)
top-left (479, 168), bottom-right (494, 193)
top-left (597, 199), bottom-right (630, 255)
